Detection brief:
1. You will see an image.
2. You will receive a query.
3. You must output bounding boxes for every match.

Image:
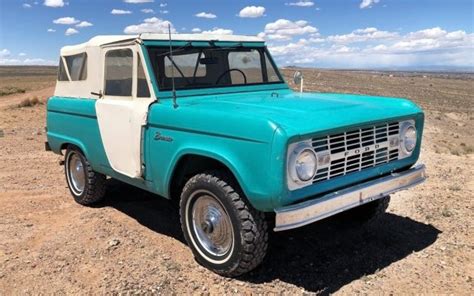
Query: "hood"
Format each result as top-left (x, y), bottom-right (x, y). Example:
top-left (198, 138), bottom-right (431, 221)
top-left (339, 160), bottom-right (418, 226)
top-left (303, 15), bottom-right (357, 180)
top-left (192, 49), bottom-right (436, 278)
top-left (182, 89), bottom-right (423, 138)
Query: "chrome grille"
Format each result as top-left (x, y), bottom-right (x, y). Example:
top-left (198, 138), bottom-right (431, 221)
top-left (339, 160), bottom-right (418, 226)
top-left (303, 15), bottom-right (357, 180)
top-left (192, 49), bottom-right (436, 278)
top-left (311, 122), bottom-right (400, 183)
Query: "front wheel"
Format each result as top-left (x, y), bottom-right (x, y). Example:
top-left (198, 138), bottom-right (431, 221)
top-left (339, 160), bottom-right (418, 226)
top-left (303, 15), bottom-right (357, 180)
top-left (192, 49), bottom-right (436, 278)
top-left (180, 171), bottom-right (268, 277)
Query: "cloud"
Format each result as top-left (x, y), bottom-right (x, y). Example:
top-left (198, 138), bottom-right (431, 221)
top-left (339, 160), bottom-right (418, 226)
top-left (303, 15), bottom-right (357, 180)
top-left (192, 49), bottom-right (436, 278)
top-left (201, 28), bottom-right (233, 35)
top-left (0, 49), bottom-right (10, 58)
top-left (367, 27), bottom-right (474, 54)
top-left (262, 19), bottom-right (318, 40)
top-left (238, 6), bottom-right (265, 18)
top-left (191, 28), bottom-right (201, 33)
top-left (124, 0), bottom-right (154, 3)
top-left (406, 27), bottom-right (447, 40)
top-left (111, 9), bottom-right (132, 15)
top-left (19, 53), bottom-right (27, 57)
top-left (160, 10), bottom-right (169, 14)
top-left (327, 27), bottom-right (399, 43)
top-left (267, 26), bottom-right (474, 69)
top-left (22, 3), bottom-right (32, 8)
top-left (53, 17), bottom-right (80, 25)
top-left (160, 3), bottom-right (167, 7)
top-left (43, 0), bottom-right (64, 8)
top-left (123, 17), bottom-right (175, 34)
top-left (195, 12), bottom-right (216, 19)
top-left (285, 1), bottom-right (314, 7)
top-left (0, 58), bottom-right (57, 66)
top-left (76, 21), bottom-right (93, 28)
top-left (141, 8), bottom-right (154, 13)
top-left (360, 0), bottom-right (380, 9)
top-left (65, 28), bottom-right (79, 36)
top-left (47, 28), bottom-right (56, 32)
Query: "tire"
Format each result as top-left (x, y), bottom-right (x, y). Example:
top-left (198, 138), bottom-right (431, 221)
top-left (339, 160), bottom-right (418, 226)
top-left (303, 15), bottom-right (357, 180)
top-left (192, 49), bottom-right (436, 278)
top-left (342, 195), bottom-right (391, 225)
top-left (64, 146), bottom-right (106, 205)
top-left (179, 171), bottom-right (268, 277)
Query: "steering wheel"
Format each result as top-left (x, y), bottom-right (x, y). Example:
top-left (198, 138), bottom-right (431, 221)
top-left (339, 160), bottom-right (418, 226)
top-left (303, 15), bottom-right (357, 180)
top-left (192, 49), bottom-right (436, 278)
top-left (215, 69), bottom-right (247, 85)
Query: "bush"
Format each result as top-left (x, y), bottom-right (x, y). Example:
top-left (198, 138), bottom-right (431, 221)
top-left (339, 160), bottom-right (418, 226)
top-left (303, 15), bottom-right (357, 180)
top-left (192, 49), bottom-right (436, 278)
top-left (17, 96), bottom-right (42, 108)
top-left (0, 86), bottom-right (26, 96)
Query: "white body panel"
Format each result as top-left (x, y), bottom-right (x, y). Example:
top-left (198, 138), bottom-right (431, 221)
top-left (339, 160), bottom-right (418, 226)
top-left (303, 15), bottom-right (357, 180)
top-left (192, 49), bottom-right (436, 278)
top-left (96, 99), bottom-right (152, 178)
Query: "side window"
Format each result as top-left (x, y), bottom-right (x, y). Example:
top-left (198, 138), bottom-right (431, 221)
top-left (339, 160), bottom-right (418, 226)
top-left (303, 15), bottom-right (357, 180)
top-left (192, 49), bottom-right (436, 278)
top-left (57, 57), bottom-right (69, 81)
top-left (65, 53), bottom-right (87, 81)
top-left (104, 49), bottom-right (133, 97)
top-left (228, 50), bottom-right (263, 84)
top-left (164, 52), bottom-right (206, 77)
top-left (137, 56), bottom-right (150, 98)
top-left (264, 52), bottom-right (281, 82)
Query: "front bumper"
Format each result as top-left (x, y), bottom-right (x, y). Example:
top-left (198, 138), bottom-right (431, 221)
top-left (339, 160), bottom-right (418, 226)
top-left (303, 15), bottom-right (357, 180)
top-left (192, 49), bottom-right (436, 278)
top-left (274, 164), bottom-right (426, 231)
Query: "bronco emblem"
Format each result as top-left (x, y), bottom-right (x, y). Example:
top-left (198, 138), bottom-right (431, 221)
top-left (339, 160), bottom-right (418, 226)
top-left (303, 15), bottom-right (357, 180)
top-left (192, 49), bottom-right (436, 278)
top-left (154, 131), bottom-right (173, 142)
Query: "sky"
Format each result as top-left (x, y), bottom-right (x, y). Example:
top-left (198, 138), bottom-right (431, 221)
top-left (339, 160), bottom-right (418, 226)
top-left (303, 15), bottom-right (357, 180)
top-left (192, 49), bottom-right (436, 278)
top-left (0, 0), bottom-right (473, 70)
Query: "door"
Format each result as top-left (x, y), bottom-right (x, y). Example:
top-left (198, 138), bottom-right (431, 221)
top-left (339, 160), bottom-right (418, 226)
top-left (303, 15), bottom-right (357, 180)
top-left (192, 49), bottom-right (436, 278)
top-left (95, 45), bottom-right (155, 178)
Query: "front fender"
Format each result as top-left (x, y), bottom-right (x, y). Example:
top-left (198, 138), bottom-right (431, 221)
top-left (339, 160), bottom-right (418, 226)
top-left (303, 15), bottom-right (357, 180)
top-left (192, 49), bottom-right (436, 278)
top-left (145, 124), bottom-right (282, 211)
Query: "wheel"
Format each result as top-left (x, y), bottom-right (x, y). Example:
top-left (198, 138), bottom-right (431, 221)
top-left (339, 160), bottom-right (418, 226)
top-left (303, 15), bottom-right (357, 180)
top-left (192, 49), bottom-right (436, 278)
top-left (64, 146), bottom-right (106, 205)
top-left (179, 171), bottom-right (268, 277)
top-left (342, 195), bottom-right (391, 225)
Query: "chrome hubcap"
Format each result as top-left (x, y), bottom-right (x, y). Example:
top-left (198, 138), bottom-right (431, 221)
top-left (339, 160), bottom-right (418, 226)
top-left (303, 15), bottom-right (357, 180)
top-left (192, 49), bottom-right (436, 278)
top-left (69, 153), bottom-right (85, 194)
top-left (192, 194), bottom-right (233, 257)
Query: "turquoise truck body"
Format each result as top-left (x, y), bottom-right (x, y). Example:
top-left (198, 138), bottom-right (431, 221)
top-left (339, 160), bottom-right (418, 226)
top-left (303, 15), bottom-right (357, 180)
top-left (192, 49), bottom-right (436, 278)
top-left (47, 75), bottom-right (423, 211)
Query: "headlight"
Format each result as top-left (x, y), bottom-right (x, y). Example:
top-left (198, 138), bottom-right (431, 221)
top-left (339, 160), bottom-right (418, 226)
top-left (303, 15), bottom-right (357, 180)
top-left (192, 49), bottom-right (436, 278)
top-left (288, 142), bottom-right (317, 187)
top-left (400, 121), bottom-right (417, 156)
top-left (403, 126), bottom-right (417, 152)
top-left (295, 149), bottom-right (317, 181)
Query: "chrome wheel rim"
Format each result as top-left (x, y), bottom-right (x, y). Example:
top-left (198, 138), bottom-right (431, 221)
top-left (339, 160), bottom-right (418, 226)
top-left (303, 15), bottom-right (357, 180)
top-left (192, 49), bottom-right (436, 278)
top-left (191, 193), bottom-right (233, 257)
top-left (68, 153), bottom-right (85, 194)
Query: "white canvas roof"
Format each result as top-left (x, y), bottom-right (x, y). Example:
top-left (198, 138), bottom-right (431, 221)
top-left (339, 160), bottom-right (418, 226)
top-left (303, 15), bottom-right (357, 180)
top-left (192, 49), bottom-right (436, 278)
top-left (61, 34), bottom-right (264, 56)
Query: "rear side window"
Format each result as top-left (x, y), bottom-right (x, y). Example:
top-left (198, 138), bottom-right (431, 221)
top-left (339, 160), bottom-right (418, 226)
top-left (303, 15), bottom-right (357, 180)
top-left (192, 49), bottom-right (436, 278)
top-left (65, 53), bottom-right (87, 81)
top-left (104, 49), bottom-right (133, 97)
top-left (57, 58), bottom-right (69, 81)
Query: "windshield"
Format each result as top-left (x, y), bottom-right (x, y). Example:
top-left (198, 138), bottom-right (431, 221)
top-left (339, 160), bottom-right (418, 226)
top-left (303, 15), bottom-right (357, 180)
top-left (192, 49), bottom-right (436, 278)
top-left (146, 46), bottom-right (284, 91)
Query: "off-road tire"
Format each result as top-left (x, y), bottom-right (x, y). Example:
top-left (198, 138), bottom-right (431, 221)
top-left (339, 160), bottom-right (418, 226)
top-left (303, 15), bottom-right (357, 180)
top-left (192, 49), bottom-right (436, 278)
top-left (180, 171), bottom-right (268, 277)
top-left (343, 195), bottom-right (391, 225)
top-left (64, 146), bottom-right (106, 205)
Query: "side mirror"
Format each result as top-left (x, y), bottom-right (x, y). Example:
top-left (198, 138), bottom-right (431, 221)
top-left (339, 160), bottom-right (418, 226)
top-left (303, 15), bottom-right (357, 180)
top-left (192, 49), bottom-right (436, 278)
top-left (293, 71), bottom-right (304, 93)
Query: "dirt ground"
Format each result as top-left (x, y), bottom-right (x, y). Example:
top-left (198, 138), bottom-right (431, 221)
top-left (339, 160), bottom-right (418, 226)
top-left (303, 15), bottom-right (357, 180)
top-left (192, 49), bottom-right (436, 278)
top-left (0, 67), bottom-right (473, 294)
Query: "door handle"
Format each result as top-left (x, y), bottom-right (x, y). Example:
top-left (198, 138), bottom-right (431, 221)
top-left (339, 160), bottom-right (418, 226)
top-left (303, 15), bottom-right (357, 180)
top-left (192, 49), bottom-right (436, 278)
top-left (91, 91), bottom-right (103, 98)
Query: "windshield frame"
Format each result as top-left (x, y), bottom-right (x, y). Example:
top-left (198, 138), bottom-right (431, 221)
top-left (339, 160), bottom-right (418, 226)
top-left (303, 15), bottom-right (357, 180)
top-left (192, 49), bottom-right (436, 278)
top-left (142, 41), bottom-right (287, 98)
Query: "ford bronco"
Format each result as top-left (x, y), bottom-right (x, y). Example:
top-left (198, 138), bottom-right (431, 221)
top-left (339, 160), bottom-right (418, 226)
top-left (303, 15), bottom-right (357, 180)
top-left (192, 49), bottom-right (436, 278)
top-left (46, 33), bottom-right (426, 277)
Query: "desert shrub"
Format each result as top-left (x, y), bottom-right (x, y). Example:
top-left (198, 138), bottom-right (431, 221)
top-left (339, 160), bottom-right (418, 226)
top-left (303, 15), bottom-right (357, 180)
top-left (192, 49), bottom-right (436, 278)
top-left (17, 96), bottom-right (42, 108)
top-left (464, 146), bottom-right (474, 154)
top-left (0, 86), bottom-right (26, 96)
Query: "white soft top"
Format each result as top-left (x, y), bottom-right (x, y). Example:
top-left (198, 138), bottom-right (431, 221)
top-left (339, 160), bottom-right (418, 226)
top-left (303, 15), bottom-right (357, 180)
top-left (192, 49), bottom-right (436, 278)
top-left (61, 33), bottom-right (264, 56)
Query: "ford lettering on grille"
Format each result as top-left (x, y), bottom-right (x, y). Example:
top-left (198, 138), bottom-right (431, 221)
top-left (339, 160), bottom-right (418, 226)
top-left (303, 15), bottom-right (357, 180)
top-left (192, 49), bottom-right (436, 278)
top-left (311, 122), bottom-right (400, 183)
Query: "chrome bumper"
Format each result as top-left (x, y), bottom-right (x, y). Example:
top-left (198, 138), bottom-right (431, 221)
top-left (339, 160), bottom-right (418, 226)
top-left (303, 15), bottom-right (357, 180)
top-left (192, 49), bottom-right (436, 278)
top-left (274, 164), bottom-right (426, 232)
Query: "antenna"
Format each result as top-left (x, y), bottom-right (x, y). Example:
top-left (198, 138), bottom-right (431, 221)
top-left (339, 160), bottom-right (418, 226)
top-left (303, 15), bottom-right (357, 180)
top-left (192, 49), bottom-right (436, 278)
top-left (168, 23), bottom-right (178, 108)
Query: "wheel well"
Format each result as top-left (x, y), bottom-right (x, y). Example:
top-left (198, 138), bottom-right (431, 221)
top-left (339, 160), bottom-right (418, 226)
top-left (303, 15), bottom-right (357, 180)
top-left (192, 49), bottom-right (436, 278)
top-left (59, 143), bottom-right (70, 155)
top-left (169, 154), bottom-right (237, 201)
top-left (60, 143), bottom-right (84, 156)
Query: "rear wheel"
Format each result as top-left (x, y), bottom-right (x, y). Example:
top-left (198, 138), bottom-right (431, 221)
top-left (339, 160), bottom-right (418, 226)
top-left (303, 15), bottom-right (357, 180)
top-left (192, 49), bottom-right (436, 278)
top-left (64, 146), bottom-right (106, 205)
top-left (180, 171), bottom-right (268, 277)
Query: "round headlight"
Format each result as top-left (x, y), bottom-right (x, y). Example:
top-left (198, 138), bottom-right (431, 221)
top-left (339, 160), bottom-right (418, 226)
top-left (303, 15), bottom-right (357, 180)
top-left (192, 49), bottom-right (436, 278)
top-left (403, 125), bottom-right (417, 152)
top-left (295, 149), bottom-right (317, 181)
